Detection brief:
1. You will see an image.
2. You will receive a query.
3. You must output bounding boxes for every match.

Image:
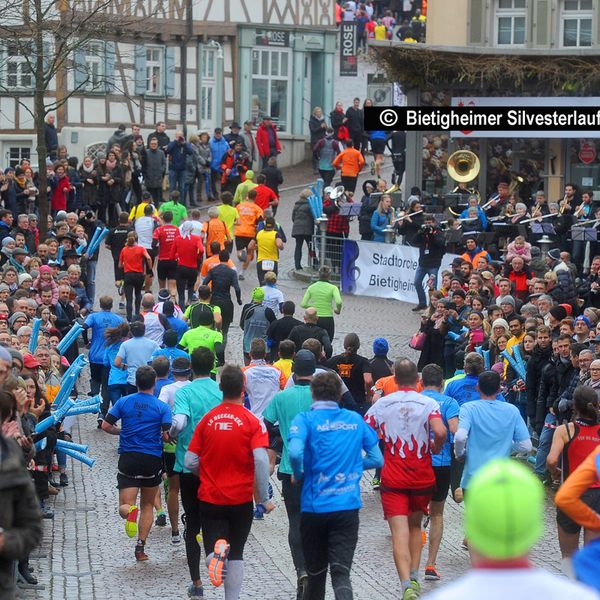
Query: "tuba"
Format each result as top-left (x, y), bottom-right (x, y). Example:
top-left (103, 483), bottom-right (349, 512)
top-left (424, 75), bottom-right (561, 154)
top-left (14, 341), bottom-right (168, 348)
top-left (330, 185), bottom-right (346, 208)
top-left (447, 150), bottom-right (480, 184)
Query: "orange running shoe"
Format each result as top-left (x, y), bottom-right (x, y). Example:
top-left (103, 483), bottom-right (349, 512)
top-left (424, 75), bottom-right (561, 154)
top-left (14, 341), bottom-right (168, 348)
top-left (208, 539), bottom-right (230, 587)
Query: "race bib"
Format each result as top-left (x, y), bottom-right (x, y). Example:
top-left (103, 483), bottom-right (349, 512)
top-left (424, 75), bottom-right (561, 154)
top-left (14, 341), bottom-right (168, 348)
top-left (262, 260), bottom-right (275, 271)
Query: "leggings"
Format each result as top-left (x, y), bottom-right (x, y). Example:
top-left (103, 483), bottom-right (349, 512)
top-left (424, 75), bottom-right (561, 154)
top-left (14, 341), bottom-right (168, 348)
top-left (123, 271), bottom-right (145, 321)
top-left (317, 316), bottom-right (335, 342)
top-left (180, 473), bottom-right (202, 582)
top-left (176, 265), bottom-right (198, 308)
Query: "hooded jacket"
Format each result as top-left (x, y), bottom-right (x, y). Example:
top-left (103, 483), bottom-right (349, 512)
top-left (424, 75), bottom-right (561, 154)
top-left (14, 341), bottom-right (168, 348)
top-left (291, 196), bottom-right (314, 237)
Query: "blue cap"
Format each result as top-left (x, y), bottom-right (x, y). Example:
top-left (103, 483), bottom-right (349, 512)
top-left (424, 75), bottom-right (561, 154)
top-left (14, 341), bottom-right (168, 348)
top-left (373, 337), bottom-right (389, 356)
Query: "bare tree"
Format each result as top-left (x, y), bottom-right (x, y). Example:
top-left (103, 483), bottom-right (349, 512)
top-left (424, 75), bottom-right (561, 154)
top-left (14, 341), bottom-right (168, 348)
top-left (0, 0), bottom-right (152, 238)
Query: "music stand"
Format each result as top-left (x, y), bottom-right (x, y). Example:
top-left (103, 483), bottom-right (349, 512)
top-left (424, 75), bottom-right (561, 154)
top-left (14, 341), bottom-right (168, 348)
top-left (572, 226), bottom-right (597, 241)
top-left (445, 229), bottom-right (463, 244)
top-left (531, 223), bottom-right (556, 236)
top-left (338, 203), bottom-right (361, 217)
top-left (492, 223), bottom-right (524, 240)
top-left (443, 192), bottom-right (470, 210)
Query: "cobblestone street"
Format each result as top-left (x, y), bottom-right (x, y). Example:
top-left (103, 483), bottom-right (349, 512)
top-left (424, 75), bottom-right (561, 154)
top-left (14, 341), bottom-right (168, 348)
top-left (22, 163), bottom-right (564, 599)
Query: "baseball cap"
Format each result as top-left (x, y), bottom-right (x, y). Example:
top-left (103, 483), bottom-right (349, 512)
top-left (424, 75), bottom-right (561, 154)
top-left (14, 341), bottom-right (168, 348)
top-left (23, 354), bottom-right (41, 369)
top-left (293, 349), bottom-right (316, 377)
top-left (465, 459), bottom-right (543, 560)
top-left (373, 337), bottom-right (389, 357)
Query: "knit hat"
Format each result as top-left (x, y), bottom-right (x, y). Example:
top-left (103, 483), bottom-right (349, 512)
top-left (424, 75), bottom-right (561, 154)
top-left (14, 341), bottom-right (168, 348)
top-left (491, 318), bottom-right (510, 332)
top-left (576, 315), bottom-right (592, 329)
top-left (8, 348), bottom-right (23, 366)
top-left (39, 265), bottom-right (53, 275)
top-left (465, 459), bottom-right (543, 560)
top-left (549, 305), bottom-right (568, 321)
top-left (293, 349), bottom-right (316, 377)
top-left (547, 248), bottom-right (561, 262)
top-left (373, 337), bottom-right (389, 357)
top-left (1, 237), bottom-right (15, 247)
top-left (245, 170), bottom-right (255, 180)
top-left (560, 303), bottom-right (573, 316)
top-left (497, 295), bottom-right (515, 307)
top-left (158, 288), bottom-right (171, 302)
top-left (8, 312), bottom-right (27, 329)
top-left (18, 273), bottom-right (32, 285)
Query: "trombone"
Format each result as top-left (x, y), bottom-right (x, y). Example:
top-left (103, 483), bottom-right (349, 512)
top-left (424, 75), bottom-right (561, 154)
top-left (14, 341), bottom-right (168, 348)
top-left (559, 194), bottom-right (570, 214)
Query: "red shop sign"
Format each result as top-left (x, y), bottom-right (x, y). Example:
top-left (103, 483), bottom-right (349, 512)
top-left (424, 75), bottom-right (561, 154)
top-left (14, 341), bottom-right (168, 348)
top-left (579, 142), bottom-right (597, 165)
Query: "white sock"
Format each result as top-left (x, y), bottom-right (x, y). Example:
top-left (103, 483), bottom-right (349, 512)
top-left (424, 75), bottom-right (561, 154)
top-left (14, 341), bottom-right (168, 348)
top-left (224, 560), bottom-right (244, 600)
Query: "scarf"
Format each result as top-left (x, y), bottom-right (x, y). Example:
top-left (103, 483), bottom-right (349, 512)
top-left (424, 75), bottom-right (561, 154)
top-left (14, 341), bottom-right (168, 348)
top-left (106, 159), bottom-right (117, 170)
top-left (81, 164), bottom-right (94, 174)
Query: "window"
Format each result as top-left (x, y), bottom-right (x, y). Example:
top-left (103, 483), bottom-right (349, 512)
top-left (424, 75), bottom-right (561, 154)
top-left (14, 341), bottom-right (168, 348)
top-left (200, 47), bottom-right (216, 123)
top-left (7, 146), bottom-right (31, 169)
top-left (146, 46), bottom-right (164, 95)
top-left (84, 41), bottom-right (104, 91)
top-left (251, 48), bottom-right (290, 132)
top-left (562, 0), bottom-right (593, 47)
top-left (495, 0), bottom-right (526, 45)
top-left (5, 41), bottom-right (33, 89)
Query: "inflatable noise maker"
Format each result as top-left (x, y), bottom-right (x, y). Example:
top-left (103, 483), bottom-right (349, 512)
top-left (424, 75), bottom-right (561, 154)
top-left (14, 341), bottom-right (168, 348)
top-left (28, 317), bottom-right (42, 353)
top-left (475, 346), bottom-right (491, 370)
top-left (501, 347), bottom-right (527, 381)
top-left (56, 245), bottom-right (64, 266)
top-left (446, 326), bottom-right (468, 342)
top-left (53, 354), bottom-right (88, 409)
top-left (308, 178), bottom-right (325, 220)
top-left (80, 226), bottom-right (109, 257)
top-left (56, 322), bottom-right (84, 355)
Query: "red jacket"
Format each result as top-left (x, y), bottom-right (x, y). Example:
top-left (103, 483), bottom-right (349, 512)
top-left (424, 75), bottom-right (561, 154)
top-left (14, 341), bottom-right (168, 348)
top-left (220, 151), bottom-right (249, 185)
top-left (51, 175), bottom-right (71, 211)
top-left (256, 123), bottom-right (281, 158)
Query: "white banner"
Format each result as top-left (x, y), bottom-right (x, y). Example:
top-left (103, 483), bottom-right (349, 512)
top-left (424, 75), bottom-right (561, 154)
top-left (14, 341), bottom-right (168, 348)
top-left (451, 96), bottom-right (600, 138)
top-left (341, 240), bottom-right (458, 303)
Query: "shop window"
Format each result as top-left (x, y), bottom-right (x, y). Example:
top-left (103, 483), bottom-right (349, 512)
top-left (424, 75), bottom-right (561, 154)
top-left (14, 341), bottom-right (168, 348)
top-left (562, 0), bottom-right (593, 47)
top-left (251, 48), bottom-right (290, 132)
top-left (495, 0), bottom-right (526, 46)
top-left (7, 146), bottom-right (31, 169)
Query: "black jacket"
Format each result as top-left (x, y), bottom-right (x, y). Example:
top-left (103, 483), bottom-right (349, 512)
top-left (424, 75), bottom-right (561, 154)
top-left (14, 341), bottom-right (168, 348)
top-left (266, 315), bottom-right (302, 359)
top-left (288, 323), bottom-right (333, 359)
top-left (412, 226), bottom-right (446, 268)
top-left (526, 344), bottom-right (553, 424)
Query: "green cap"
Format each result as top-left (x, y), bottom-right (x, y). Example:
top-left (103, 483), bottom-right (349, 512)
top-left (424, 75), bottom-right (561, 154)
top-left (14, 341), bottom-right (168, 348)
top-left (251, 287), bottom-right (265, 302)
top-left (465, 459), bottom-right (543, 560)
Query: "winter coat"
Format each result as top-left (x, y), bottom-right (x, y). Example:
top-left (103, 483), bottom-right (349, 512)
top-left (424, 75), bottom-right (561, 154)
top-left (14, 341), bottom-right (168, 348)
top-left (371, 209), bottom-right (393, 242)
top-left (256, 123), bottom-right (281, 158)
top-left (291, 197), bottom-right (314, 237)
top-left (526, 344), bottom-right (553, 427)
top-left (45, 122), bottom-right (58, 153)
top-left (166, 141), bottom-right (194, 172)
top-left (329, 109), bottom-right (346, 140)
top-left (107, 128), bottom-right (130, 151)
top-left (210, 137), bottom-right (230, 172)
top-left (241, 131), bottom-right (257, 162)
top-left (309, 115), bottom-right (327, 145)
top-left (143, 147), bottom-right (167, 188)
top-left (196, 142), bottom-right (212, 174)
top-left (412, 227), bottom-right (446, 268)
top-left (185, 146), bottom-right (199, 184)
top-left (0, 435), bottom-right (43, 598)
top-left (78, 166), bottom-right (98, 207)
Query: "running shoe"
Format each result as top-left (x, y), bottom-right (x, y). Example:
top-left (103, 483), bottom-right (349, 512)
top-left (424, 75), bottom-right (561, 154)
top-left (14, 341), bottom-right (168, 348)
top-left (402, 587), bottom-right (418, 600)
top-left (238, 272), bottom-right (245, 281)
top-left (410, 579), bottom-right (421, 595)
top-left (171, 531), bottom-right (181, 545)
top-left (461, 539), bottom-right (469, 551)
top-left (155, 511), bottom-right (167, 527)
top-left (187, 583), bottom-right (204, 597)
top-left (371, 477), bottom-right (381, 490)
top-left (134, 541), bottom-right (148, 561)
top-left (117, 282), bottom-right (124, 296)
top-left (454, 487), bottom-right (464, 503)
top-left (424, 565), bottom-right (440, 581)
top-left (125, 505), bottom-right (139, 538)
top-left (59, 473), bottom-right (69, 487)
top-left (240, 249), bottom-right (247, 263)
top-left (119, 301), bottom-right (125, 310)
top-left (268, 482), bottom-right (273, 499)
top-left (297, 572), bottom-right (308, 600)
top-left (253, 505), bottom-right (265, 520)
top-left (208, 539), bottom-right (230, 587)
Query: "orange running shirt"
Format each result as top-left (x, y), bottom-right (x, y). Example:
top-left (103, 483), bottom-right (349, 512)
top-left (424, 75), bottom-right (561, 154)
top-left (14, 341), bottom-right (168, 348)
top-left (235, 202), bottom-right (263, 238)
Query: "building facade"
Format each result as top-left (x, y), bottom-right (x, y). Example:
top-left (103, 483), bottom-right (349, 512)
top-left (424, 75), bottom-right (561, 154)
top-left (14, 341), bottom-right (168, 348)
top-left (0, 0), bottom-right (336, 168)
top-left (372, 0), bottom-right (600, 204)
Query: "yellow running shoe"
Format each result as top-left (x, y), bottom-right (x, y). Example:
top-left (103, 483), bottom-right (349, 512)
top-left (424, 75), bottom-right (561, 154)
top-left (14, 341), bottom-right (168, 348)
top-left (125, 505), bottom-right (139, 538)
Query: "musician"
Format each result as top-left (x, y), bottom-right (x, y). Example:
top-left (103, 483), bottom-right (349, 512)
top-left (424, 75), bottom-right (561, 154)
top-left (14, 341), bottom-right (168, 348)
top-left (572, 190), bottom-right (596, 266)
top-left (558, 182), bottom-right (578, 214)
top-left (370, 194), bottom-right (394, 243)
top-left (323, 187), bottom-right (352, 273)
top-left (485, 179), bottom-right (510, 217)
top-left (463, 207), bottom-right (484, 232)
top-left (395, 197), bottom-right (423, 245)
top-left (459, 195), bottom-right (487, 230)
top-left (510, 202), bottom-right (530, 225)
top-left (530, 190), bottom-right (549, 219)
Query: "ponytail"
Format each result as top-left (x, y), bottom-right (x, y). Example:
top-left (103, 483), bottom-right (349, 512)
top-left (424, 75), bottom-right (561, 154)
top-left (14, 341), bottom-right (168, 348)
top-left (573, 386), bottom-right (599, 423)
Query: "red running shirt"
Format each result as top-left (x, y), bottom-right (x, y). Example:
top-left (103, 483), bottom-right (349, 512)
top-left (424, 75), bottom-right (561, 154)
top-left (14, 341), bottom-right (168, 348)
top-left (188, 402), bottom-right (269, 504)
top-left (153, 224), bottom-right (180, 260)
top-left (119, 245), bottom-right (147, 273)
top-left (169, 234), bottom-right (204, 268)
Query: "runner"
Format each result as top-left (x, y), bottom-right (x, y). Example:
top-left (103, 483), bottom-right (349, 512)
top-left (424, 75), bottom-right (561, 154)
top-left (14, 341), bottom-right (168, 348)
top-left (423, 459), bottom-right (597, 600)
top-left (547, 386), bottom-right (600, 562)
top-left (169, 348), bottom-right (222, 598)
top-left (420, 364), bottom-right (460, 582)
top-left (178, 309), bottom-right (224, 375)
top-left (263, 349), bottom-right (316, 599)
top-left (234, 188), bottom-right (263, 280)
top-left (289, 371), bottom-right (382, 600)
top-left (101, 365), bottom-right (172, 561)
top-left (118, 232), bottom-right (153, 321)
top-left (365, 358), bottom-right (446, 600)
top-left (105, 212), bottom-right (132, 310)
top-left (201, 207), bottom-right (231, 257)
top-left (152, 210), bottom-right (180, 296)
top-left (170, 221), bottom-right (204, 308)
top-left (251, 216), bottom-right (284, 286)
top-left (300, 266), bottom-right (342, 341)
top-left (184, 285), bottom-right (223, 331)
top-left (184, 365), bottom-right (274, 599)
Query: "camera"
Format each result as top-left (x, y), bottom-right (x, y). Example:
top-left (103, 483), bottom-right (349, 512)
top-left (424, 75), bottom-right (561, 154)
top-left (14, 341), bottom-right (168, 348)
top-left (421, 224), bottom-right (433, 233)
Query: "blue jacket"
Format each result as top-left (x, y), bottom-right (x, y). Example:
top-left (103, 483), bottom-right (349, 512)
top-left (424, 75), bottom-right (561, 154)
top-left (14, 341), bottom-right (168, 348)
top-left (209, 137), bottom-right (230, 172)
top-left (370, 209), bottom-right (392, 242)
top-left (166, 141), bottom-right (194, 172)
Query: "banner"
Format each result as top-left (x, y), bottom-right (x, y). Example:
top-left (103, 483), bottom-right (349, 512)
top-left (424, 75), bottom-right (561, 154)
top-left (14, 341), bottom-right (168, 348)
top-left (341, 240), bottom-right (458, 303)
top-left (451, 96), bottom-right (600, 138)
top-left (340, 22), bottom-right (357, 76)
